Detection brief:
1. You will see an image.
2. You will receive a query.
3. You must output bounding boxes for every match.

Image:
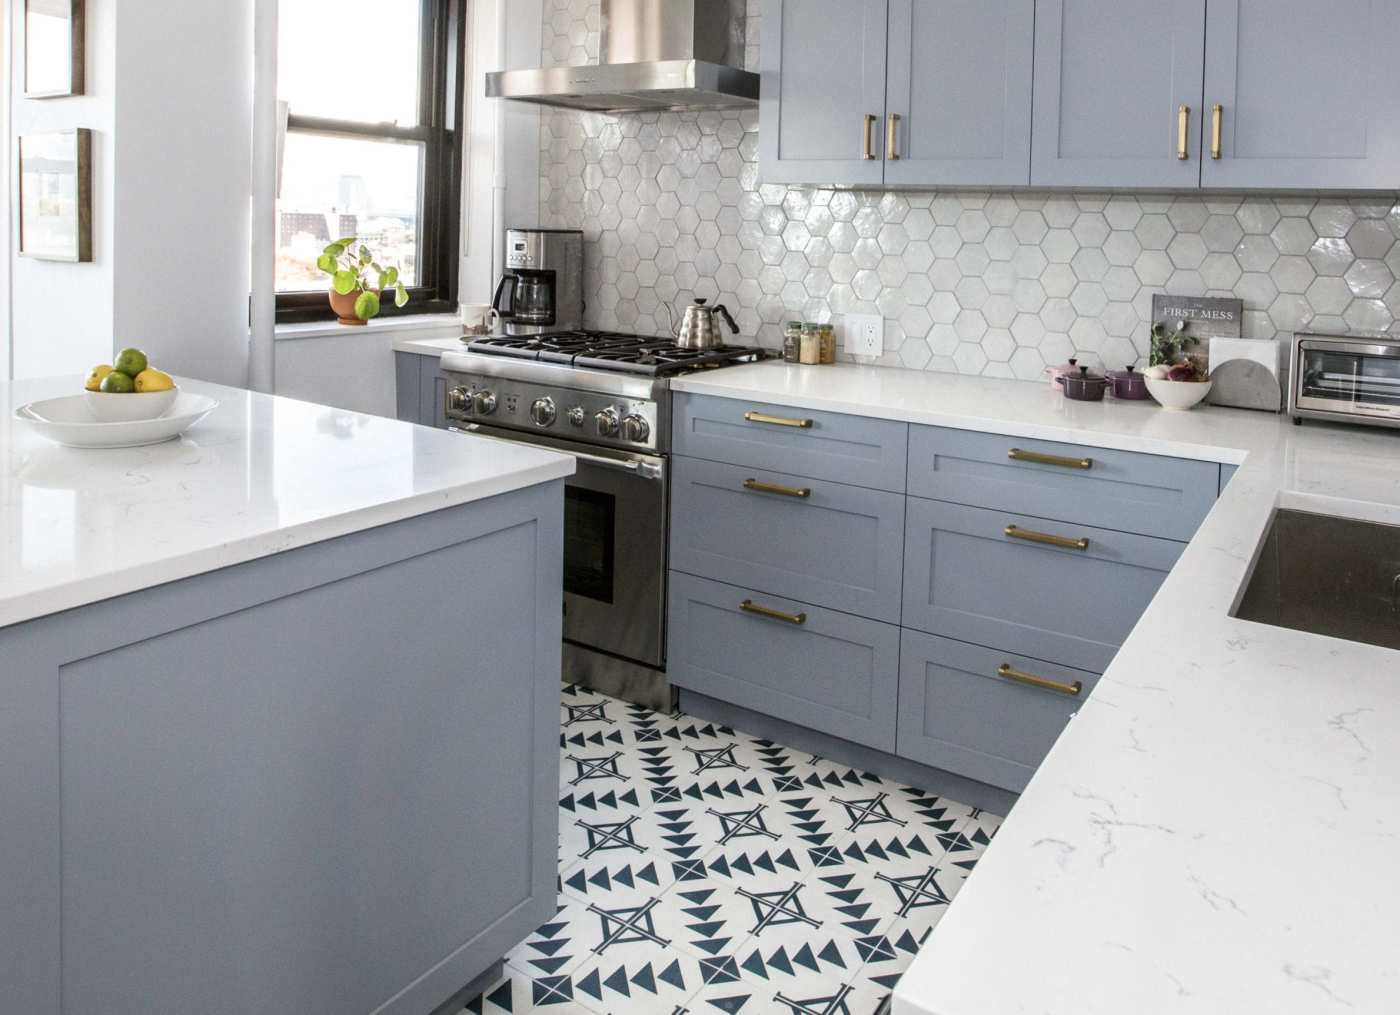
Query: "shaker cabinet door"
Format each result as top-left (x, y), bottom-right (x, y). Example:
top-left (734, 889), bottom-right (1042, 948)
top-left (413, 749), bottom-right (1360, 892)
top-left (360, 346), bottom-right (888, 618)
top-left (884, 0), bottom-right (1033, 187)
top-left (759, 0), bottom-right (890, 186)
top-left (1201, 0), bottom-right (1400, 189)
top-left (1031, 0), bottom-right (1206, 188)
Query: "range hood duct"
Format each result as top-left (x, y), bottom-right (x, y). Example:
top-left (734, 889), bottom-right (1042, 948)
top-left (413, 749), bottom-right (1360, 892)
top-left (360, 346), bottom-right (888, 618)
top-left (486, 0), bottom-right (758, 113)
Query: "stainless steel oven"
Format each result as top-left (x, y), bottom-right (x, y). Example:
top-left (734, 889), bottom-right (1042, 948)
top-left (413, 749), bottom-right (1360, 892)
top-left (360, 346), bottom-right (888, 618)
top-left (451, 421), bottom-right (667, 668)
top-left (1290, 332), bottom-right (1400, 429)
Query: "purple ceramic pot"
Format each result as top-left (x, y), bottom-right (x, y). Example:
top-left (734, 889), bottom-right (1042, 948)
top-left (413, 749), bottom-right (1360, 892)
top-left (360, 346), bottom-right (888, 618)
top-left (1106, 365), bottom-right (1151, 400)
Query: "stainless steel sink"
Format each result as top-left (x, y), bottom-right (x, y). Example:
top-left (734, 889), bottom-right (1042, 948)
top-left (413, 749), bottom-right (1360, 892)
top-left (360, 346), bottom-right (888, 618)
top-left (1235, 509), bottom-right (1400, 650)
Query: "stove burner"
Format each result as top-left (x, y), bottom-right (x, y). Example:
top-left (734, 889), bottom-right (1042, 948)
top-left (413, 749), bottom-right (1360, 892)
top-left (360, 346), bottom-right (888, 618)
top-left (463, 330), bottom-right (768, 377)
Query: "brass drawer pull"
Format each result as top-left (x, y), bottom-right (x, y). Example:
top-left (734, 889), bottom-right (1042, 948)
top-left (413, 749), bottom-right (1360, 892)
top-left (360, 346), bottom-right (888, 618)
top-left (862, 113), bottom-right (877, 160)
top-left (1177, 104), bottom-right (1190, 160)
top-left (887, 113), bottom-right (901, 160)
top-left (1210, 103), bottom-right (1223, 160)
top-left (1004, 524), bottom-right (1090, 551)
top-left (744, 410), bottom-right (813, 429)
top-left (744, 478), bottom-right (811, 499)
top-left (997, 663), bottom-right (1083, 697)
top-left (740, 599), bottom-right (807, 625)
top-left (1007, 447), bottom-right (1092, 470)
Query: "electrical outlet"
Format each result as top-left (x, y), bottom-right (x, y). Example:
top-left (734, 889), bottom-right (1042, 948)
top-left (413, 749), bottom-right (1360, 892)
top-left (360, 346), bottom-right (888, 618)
top-left (845, 314), bottom-right (884, 358)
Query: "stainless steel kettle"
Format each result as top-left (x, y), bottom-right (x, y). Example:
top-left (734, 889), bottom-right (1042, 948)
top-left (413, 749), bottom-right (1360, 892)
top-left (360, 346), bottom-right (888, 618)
top-left (668, 297), bottom-right (740, 350)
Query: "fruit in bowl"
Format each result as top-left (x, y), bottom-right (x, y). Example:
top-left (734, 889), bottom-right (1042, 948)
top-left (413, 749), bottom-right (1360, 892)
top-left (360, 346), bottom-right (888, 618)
top-left (83, 348), bottom-right (179, 422)
top-left (1143, 360), bottom-right (1212, 411)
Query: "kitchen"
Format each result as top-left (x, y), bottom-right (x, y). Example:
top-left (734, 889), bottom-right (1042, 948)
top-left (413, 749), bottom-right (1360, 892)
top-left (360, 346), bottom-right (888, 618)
top-left (4, 0), bottom-right (1400, 1013)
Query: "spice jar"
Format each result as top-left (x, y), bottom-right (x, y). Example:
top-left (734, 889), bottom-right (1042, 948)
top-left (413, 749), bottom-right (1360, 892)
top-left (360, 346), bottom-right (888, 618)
top-left (782, 321), bottom-right (802, 363)
top-left (818, 323), bottom-right (835, 364)
top-left (799, 322), bottom-right (821, 365)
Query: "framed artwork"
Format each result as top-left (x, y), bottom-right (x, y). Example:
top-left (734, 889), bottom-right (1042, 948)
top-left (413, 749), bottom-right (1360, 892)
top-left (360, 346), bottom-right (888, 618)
top-left (18, 129), bottom-right (93, 263)
top-left (24, 0), bottom-right (85, 98)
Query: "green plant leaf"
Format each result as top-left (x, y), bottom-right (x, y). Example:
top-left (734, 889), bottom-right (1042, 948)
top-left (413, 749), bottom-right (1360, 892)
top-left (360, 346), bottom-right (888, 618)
top-left (322, 241), bottom-right (345, 257)
top-left (383, 266), bottom-right (399, 287)
top-left (354, 290), bottom-right (382, 320)
top-left (316, 252), bottom-right (337, 273)
top-left (395, 284), bottom-right (409, 308)
top-left (332, 270), bottom-right (359, 296)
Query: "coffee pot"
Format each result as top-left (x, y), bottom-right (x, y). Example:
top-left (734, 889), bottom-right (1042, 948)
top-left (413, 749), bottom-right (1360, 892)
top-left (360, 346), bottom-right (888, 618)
top-left (667, 297), bottom-right (739, 350)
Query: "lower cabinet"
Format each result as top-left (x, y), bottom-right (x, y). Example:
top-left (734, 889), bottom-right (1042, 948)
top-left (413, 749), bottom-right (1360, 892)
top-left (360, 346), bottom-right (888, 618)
top-left (896, 629), bottom-right (1100, 792)
top-left (668, 572), bottom-right (901, 751)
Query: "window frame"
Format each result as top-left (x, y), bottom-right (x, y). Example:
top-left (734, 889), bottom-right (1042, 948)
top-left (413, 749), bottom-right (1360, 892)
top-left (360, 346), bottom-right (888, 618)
top-left (275, 0), bottom-right (464, 324)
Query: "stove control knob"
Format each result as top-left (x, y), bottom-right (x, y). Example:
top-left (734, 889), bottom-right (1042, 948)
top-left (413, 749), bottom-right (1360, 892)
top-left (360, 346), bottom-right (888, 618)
top-left (530, 397), bottom-right (557, 427)
top-left (447, 386), bottom-right (470, 413)
top-left (621, 413), bottom-right (650, 443)
top-left (472, 390), bottom-right (498, 415)
top-left (566, 406), bottom-right (586, 428)
top-left (594, 408), bottom-right (620, 437)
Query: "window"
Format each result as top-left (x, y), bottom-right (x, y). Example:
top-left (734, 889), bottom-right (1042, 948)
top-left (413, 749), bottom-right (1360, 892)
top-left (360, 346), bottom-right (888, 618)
top-left (275, 0), bottom-right (463, 322)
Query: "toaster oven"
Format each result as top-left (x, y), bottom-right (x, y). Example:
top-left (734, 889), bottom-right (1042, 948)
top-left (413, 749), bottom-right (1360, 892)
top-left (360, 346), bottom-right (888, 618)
top-left (1289, 332), bottom-right (1400, 429)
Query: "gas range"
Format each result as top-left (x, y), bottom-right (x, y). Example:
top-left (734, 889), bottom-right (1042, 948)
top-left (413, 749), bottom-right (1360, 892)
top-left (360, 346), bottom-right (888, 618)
top-left (462, 330), bottom-right (767, 376)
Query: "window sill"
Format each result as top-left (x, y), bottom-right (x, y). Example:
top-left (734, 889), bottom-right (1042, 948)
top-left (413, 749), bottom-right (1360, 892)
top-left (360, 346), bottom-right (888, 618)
top-left (274, 312), bottom-right (463, 342)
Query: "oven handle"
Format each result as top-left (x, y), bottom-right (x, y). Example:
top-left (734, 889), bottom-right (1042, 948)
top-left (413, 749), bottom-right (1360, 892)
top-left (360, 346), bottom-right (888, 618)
top-left (449, 424), bottom-right (663, 480)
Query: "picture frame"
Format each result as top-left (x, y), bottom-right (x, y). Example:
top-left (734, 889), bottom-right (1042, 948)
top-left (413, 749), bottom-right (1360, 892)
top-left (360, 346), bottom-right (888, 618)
top-left (18, 129), bottom-right (94, 263)
top-left (24, 0), bottom-right (85, 98)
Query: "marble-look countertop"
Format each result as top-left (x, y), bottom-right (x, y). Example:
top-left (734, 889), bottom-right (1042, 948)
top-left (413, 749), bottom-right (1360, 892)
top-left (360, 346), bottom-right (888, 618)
top-left (673, 361), bottom-right (1400, 1013)
top-left (1, 376), bottom-right (572, 629)
top-left (393, 334), bottom-right (471, 357)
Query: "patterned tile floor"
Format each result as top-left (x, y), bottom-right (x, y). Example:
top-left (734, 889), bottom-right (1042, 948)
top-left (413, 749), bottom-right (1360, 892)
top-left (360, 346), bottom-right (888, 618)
top-left (459, 684), bottom-right (1003, 1014)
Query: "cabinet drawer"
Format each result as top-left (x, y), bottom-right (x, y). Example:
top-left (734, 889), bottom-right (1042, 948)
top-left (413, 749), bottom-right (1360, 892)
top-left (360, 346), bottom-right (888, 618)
top-left (674, 392), bottom-right (909, 492)
top-left (897, 629), bottom-right (1100, 792)
top-left (671, 457), bottom-right (905, 623)
top-left (902, 497), bottom-right (1183, 672)
top-left (667, 572), bottom-right (900, 751)
top-left (907, 425), bottom-right (1218, 540)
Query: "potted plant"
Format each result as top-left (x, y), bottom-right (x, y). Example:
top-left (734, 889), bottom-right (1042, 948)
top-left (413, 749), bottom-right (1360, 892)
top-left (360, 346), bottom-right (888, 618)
top-left (1144, 321), bottom-right (1213, 410)
top-left (316, 237), bottom-right (409, 325)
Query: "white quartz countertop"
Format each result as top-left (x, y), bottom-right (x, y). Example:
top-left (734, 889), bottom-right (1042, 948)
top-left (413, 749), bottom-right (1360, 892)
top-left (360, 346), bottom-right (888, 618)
top-left (1, 375), bottom-right (572, 629)
top-left (394, 334), bottom-right (470, 357)
top-left (674, 361), bottom-right (1400, 1014)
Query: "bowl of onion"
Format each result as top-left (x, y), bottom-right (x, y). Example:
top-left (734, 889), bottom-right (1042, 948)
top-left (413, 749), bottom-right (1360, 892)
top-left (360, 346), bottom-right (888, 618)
top-left (1143, 362), bottom-right (1212, 411)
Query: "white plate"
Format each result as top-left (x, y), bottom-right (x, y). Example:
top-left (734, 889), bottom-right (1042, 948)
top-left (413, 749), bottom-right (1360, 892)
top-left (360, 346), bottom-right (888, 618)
top-left (14, 392), bottom-right (220, 448)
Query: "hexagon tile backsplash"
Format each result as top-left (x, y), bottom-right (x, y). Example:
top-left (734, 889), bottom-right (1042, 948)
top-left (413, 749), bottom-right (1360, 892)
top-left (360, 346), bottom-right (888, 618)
top-left (537, 3), bottom-right (1400, 378)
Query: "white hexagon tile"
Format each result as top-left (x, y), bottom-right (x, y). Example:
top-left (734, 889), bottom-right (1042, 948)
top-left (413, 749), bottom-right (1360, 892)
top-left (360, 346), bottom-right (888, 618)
top-left (537, 1), bottom-right (1400, 379)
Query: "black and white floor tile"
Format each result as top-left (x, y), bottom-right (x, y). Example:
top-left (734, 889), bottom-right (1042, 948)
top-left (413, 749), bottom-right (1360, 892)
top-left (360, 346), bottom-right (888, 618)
top-left (460, 685), bottom-right (1003, 1014)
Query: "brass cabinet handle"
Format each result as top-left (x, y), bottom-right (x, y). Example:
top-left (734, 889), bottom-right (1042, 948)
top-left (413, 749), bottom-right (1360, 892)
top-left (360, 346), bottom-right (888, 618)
top-left (743, 478), bottom-right (811, 499)
top-left (1004, 524), bottom-right (1090, 551)
top-left (1007, 447), bottom-right (1093, 470)
top-left (862, 113), bottom-right (877, 160)
top-left (1177, 104), bottom-right (1190, 160)
top-left (887, 113), bottom-right (901, 160)
top-left (1211, 103), bottom-right (1223, 160)
top-left (744, 410), bottom-right (813, 429)
top-left (997, 663), bottom-right (1083, 697)
top-left (740, 599), bottom-right (807, 625)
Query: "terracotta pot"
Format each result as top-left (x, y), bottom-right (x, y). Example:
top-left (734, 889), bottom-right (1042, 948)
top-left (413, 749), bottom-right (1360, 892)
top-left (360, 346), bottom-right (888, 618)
top-left (328, 287), bottom-right (380, 326)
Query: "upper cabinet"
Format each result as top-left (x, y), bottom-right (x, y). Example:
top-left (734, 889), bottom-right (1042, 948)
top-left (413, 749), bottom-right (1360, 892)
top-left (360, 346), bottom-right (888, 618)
top-left (759, 0), bottom-right (890, 187)
top-left (1031, 0), bottom-right (1206, 188)
top-left (1201, 0), bottom-right (1400, 189)
top-left (761, 0), bottom-right (1400, 191)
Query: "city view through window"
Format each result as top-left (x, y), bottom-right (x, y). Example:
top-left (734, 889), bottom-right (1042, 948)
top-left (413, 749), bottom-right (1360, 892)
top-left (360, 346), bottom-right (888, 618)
top-left (275, 1), bottom-right (423, 292)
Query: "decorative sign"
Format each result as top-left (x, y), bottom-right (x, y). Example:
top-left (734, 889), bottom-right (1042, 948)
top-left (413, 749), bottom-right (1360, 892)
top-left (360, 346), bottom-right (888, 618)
top-left (18, 129), bottom-right (93, 262)
top-left (1150, 294), bottom-right (1243, 339)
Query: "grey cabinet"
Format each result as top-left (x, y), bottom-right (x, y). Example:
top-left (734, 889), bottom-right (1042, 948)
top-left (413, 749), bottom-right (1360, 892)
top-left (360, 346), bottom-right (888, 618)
top-left (759, 0), bottom-right (889, 186)
top-left (1200, 0), bottom-right (1400, 189)
top-left (884, 0), bottom-right (1034, 187)
top-left (897, 630), bottom-right (1100, 792)
top-left (671, 456), bottom-right (907, 623)
top-left (394, 351), bottom-right (444, 427)
top-left (1031, 0), bottom-right (1207, 188)
top-left (668, 572), bottom-right (901, 751)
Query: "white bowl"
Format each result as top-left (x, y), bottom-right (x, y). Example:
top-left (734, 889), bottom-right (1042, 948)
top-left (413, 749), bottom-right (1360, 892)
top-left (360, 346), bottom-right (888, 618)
top-left (83, 385), bottom-right (179, 422)
top-left (17, 392), bottom-right (218, 448)
top-left (1145, 377), bottom-right (1212, 411)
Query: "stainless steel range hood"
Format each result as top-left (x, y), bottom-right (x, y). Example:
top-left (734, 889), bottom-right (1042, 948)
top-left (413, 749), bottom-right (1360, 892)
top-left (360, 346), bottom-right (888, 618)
top-left (486, 0), bottom-right (758, 113)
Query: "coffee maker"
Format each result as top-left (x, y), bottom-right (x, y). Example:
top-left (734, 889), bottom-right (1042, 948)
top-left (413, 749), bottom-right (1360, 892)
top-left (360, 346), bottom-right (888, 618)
top-left (491, 228), bottom-right (584, 335)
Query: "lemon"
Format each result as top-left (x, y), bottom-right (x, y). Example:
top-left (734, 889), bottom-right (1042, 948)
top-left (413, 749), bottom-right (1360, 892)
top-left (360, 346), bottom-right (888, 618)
top-left (100, 371), bottom-right (135, 393)
top-left (134, 368), bottom-right (175, 392)
top-left (85, 364), bottom-right (115, 391)
top-left (114, 347), bottom-right (149, 377)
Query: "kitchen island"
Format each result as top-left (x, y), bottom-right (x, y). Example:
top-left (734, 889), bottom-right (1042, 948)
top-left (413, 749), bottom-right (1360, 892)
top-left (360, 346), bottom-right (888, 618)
top-left (0, 376), bottom-right (573, 1015)
top-left (670, 361), bottom-right (1400, 1014)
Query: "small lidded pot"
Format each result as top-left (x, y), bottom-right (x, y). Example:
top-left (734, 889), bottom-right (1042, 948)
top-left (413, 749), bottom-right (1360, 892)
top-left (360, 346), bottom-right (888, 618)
top-left (1106, 364), bottom-right (1151, 400)
top-left (1046, 356), bottom-right (1080, 388)
top-left (1062, 364), bottom-right (1109, 402)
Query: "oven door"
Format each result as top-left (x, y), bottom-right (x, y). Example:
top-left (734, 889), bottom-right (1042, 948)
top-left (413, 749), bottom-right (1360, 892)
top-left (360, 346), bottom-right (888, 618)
top-left (450, 422), bottom-right (667, 668)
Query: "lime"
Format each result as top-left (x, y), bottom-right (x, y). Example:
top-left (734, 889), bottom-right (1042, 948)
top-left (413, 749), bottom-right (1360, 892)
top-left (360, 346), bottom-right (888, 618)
top-left (100, 371), bottom-right (135, 393)
top-left (85, 364), bottom-right (114, 391)
top-left (114, 348), bottom-right (148, 377)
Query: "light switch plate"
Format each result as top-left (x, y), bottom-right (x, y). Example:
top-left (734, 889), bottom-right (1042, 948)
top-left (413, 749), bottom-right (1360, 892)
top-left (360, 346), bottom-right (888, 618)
top-left (845, 314), bottom-right (883, 358)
